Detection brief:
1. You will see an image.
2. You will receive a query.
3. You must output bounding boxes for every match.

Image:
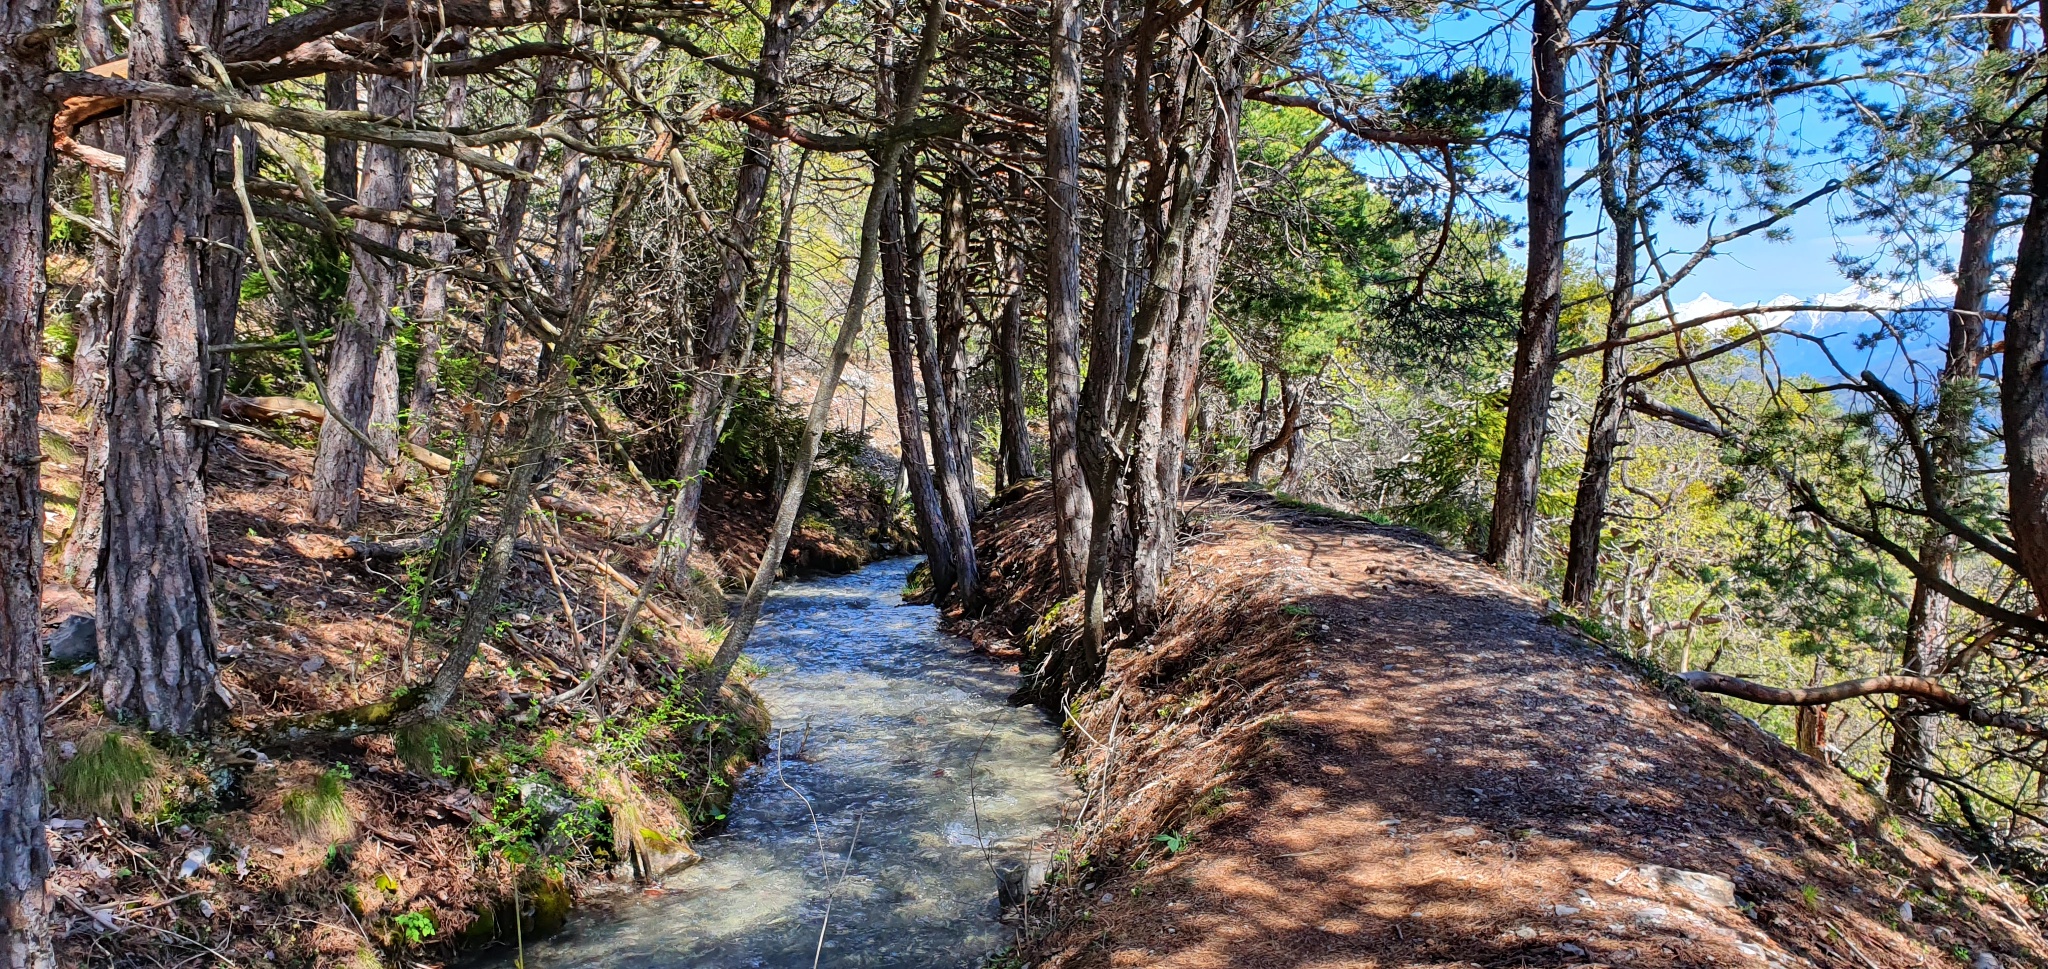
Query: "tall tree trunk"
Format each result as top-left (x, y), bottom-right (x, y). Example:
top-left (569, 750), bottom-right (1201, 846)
top-left (902, 160), bottom-right (979, 607)
top-left (322, 72), bottom-right (358, 201)
top-left (412, 55), bottom-right (468, 450)
top-left (1, 0), bottom-right (59, 957)
top-left (311, 75), bottom-right (411, 526)
top-left (936, 161), bottom-right (980, 517)
top-left (700, 0), bottom-right (943, 695)
top-left (61, 0), bottom-right (121, 590)
top-left (996, 241), bottom-right (1036, 486)
top-left (1044, 0), bottom-right (1091, 591)
top-left (98, 0), bottom-right (227, 736)
top-left (197, 0), bottom-right (266, 444)
top-left (768, 153), bottom-right (806, 399)
top-left (1075, 0), bottom-right (1134, 655)
top-left (1893, 17), bottom-right (2006, 802)
top-left (1562, 134), bottom-right (1639, 610)
top-left (484, 29), bottom-right (566, 365)
top-left (1487, 0), bottom-right (1571, 582)
top-left (1122, 2), bottom-right (1250, 612)
top-left (882, 182), bottom-right (958, 597)
top-left (634, 0), bottom-right (815, 596)
top-left (2003, 138), bottom-right (2048, 604)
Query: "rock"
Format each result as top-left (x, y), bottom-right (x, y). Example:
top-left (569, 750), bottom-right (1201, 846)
top-left (1642, 864), bottom-right (1737, 909)
top-left (997, 856), bottom-right (1051, 908)
top-left (44, 615), bottom-right (94, 664)
top-left (1512, 926), bottom-right (1537, 939)
top-left (517, 780), bottom-right (577, 822)
top-left (631, 828), bottom-right (701, 884)
top-left (178, 846), bottom-right (212, 879)
top-left (1973, 954), bottom-right (2002, 969)
top-left (1552, 904), bottom-right (1580, 916)
top-left (1898, 901), bottom-right (1913, 923)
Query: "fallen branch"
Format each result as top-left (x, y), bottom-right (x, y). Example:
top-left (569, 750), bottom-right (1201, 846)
top-left (1678, 671), bottom-right (2048, 739)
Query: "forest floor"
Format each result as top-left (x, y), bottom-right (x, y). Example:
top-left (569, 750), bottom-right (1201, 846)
top-left (31, 377), bottom-right (907, 967)
top-left (966, 483), bottom-right (2048, 969)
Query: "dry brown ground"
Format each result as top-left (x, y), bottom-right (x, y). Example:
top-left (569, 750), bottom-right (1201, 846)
top-left (966, 484), bottom-right (2048, 969)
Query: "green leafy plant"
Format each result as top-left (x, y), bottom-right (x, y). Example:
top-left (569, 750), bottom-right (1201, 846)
top-left (1153, 831), bottom-right (1191, 854)
top-left (392, 909), bottom-right (437, 946)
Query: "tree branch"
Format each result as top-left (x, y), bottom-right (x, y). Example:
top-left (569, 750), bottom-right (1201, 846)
top-left (1679, 671), bottom-right (2048, 740)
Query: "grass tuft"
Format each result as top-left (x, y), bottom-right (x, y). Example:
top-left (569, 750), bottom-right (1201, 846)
top-left (394, 722), bottom-right (468, 778)
top-left (283, 768), bottom-right (355, 843)
top-left (54, 731), bottom-right (165, 819)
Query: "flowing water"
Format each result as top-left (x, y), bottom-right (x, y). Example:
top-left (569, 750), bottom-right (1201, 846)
top-left (500, 558), bottom-right (1071, 968)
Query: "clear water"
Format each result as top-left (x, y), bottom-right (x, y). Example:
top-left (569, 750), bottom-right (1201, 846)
top-left (500, 558), bottom-right (1071, 968)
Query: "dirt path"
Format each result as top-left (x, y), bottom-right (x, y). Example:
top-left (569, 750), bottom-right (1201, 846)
top-left (975, 487), bottom-right (2047, 969)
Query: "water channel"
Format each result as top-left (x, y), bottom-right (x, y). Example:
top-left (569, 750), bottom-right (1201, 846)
top-left (499, 557), bottom-right (1071, 968)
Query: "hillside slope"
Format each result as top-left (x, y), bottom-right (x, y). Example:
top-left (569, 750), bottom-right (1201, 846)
top-left (966, 484), bottom-right (2048, 969)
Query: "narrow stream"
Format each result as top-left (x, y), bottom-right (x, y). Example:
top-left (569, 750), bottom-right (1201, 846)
top-left (503, 558), bottom-right (1070, 968)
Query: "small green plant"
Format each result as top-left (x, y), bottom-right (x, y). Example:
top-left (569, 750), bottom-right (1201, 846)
top-left (54, 731), bottom-right (166, 819)
top-left (392, 909), bottom-right (437, 946)
top-left (1799, 883), bottom-right (1821, 909)
top-left (283, 768), bottom-right (355, 842)
top-left (1153, 831), bottom-right (1191, 854)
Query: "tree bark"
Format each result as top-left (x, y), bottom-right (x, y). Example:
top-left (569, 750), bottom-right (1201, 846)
top-left (1044, 0), bottom-right (1091, 591)
top-left (768, 152), bottom-right (806, 399)
top-left (882, 176), bottom-right (959, 598)
top-left (1562, 70), bottom-right (1639, 610)
top-left (197, 0), bottom-right (267, 444)
top-left (2000, 83), bottom-right (2048, 613)
top-left (1244, 376), bottom-right (1299, 484)
top-left (0, 0), bottom-right (60, 957)
top-left (1487, 0), bottom-right (1571, 582)
top-left (411, 51), bottom-right (467, 450)
top-left (996, 240), bottom-right (1036, 486)
top-left (97, 0), bottom-right (227, 736)
top-left (903, 159), bottom-right (979, 607)
top-left (1123, 0), bottom-right (1251, 613)
top-left (312, 74), bottom-right (410, 525)
top-left (1893, 19), bottom-right (2006, 805)
top-left (322, 72), bottom-right (358, 201)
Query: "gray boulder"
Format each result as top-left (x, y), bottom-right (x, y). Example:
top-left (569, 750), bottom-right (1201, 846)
top-left (44, 615), bottom-right (95, 665)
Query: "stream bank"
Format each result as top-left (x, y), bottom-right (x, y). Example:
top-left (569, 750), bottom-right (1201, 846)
top-left (960, 481), bottom-right (2048, 968)
top-left (34, 385), bottom-right (910, 969)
